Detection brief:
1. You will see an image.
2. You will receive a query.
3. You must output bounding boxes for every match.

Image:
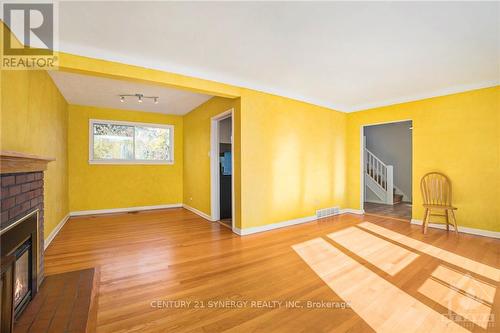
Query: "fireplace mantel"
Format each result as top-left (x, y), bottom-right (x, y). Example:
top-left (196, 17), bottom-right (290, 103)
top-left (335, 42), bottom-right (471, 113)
top-left (0, 151), bottom-right (55, 174)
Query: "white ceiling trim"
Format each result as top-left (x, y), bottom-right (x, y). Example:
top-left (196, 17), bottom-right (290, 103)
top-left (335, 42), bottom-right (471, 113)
top-left (52, 2), bottom-right (498, 114)
top-left (60, 43), bottom-right (499, 113)
top-left (59, 41), bottom-right (352, 111)
top-left (346, 80), bottom-right (500, 112)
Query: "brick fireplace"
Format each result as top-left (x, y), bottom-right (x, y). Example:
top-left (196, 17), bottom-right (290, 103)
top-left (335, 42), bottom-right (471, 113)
top-left (0, 151), bottom-right (54, 332)
top-left (1, 172), bottom-right (45, 283)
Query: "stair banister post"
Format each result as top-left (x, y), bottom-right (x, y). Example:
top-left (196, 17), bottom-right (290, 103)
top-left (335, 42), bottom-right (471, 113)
top-left (364, 149), bottom-right (367, 172)
top-left (386, 165), bottom-right (394, 205)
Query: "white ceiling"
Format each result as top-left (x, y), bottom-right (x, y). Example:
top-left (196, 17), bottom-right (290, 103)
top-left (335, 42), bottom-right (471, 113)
top-left (54, 2), bottom-right (499, 112)
top-left (48, 71), bottom-right (213, 115)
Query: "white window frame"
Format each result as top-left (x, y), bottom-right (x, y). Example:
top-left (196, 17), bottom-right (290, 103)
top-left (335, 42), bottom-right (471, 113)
top-left (89, 119), bottom-right (174, 165)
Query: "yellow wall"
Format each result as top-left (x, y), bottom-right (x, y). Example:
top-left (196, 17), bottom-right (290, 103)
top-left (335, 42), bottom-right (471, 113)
top-left (57, 53), bottom-right (247, 225)
top-left (183, 96), bottom-right (240, 223)
top-left (183, 90), bottom-right (348, 230)
top-left (26, 53), bottom-right (496, 234)
top-left (2, 24), bottom-right (498, 238)
top-left (1, 70), bottom-right (69, 239)
top-left (68, 105), bottom-right (183, 211)
top-left (239, 91), bottom-right (347, 228)
top-left (346, 86), bottom-right (500, 232)
top-left (57, 54), bottom-right (349, 230)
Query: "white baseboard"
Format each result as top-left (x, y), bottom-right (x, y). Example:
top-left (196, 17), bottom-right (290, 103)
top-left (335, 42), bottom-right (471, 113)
top-left (182, 204), bottom-right (215, 221)
top-left (69, 204), bottom-right (183, 217)
top-left (410, 219), bottom-right (500, 239)
top-left (44, 213), bottom-right (70, 250)
top-left (61, 205), bottom-right (365, 238)
top-left (233, 215), bottom-right (317, 236)
top-left (340, 208), bottom-right (365, 215)
top-left (232, 208), bottom-right (364, 236)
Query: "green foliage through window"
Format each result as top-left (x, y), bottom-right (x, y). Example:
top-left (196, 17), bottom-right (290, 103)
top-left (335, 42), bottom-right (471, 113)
top-left (92, 121), bottom-right (172, 162)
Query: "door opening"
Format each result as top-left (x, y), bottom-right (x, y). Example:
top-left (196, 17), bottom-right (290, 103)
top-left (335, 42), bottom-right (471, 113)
top-left (361, 120), bottom-right (413, 221)
top-left (210, 109), bottom-right (234, 230)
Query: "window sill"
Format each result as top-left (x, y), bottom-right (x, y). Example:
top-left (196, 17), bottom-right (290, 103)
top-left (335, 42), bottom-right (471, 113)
top-left (89, 160), bottom-right (174, 165)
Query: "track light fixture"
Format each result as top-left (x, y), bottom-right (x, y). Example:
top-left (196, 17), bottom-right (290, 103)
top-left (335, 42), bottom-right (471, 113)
top-left (119, 93), bottom-right (159, 104)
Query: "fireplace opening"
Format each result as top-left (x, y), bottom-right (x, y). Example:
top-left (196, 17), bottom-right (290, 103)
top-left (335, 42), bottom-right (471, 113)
top-left (13, 239), bottom-right (32, 318)
top-left (1, 209), bottom-right (40, 328)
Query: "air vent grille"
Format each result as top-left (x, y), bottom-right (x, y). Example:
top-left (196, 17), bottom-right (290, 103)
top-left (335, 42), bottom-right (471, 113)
top-left (316, 206), bottom-right (340, 219)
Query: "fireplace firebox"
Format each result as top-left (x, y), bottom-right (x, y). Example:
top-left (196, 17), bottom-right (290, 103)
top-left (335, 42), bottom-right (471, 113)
top-left (1, 210), bottom-right (39, 328)
top-left (13, 239), bottom-right (32, 318)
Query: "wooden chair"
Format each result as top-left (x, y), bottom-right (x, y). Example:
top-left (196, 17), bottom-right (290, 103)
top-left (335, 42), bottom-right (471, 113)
top-left (420, 172), bottom-right (458, 234)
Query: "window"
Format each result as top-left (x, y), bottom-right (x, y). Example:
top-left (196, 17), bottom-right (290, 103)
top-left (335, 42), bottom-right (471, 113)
top-left (89, 119), bottom-right (174, 164)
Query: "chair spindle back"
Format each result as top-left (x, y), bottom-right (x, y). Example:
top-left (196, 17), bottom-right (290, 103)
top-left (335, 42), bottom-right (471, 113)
top-left (420, 172), bottom-right (452, 206)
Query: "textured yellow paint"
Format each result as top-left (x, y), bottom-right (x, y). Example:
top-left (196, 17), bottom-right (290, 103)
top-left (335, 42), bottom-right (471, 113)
top-left (183, 97), bottom-right (240, 225)
top-left (239, 90), bottom-right (347, 228)
top-left (346, 86), bottom-right (500, 232)
top-left (56, 53), bottom-right (500, 233)
top-left (1, 70), bottom-right (69, 239)
top-left (58, 53), bottom-right (348, 230)
top-left (56, 53), bottom-right (246, 222)
top-left (68, 105), bottom-right (183, 211)
top-left (3, 26), bottom-right (499, 235)
top-left (184, 92), bottom-right (346, 230)
top-left (183, 92), bottom-right (348, 230)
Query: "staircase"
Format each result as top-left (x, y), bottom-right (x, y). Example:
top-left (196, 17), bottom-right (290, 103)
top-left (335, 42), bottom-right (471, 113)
top-left (364, 148), bottom-right (394, 205)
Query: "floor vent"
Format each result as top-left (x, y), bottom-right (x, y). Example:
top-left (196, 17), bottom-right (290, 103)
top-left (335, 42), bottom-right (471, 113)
top-left (316, 207), bottom-right (340, 219)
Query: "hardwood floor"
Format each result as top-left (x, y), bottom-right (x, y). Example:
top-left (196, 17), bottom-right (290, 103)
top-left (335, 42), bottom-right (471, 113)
top-left (218, 218), bottom-right (232, 229)
top-left (44, 208), bottom-right (499, 332)
top-left (364, 201), bottom-right (412, 221)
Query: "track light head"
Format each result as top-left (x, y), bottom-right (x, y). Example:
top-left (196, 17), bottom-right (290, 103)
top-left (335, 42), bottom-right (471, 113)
top-left (119, 93), bottom-right (158, 104)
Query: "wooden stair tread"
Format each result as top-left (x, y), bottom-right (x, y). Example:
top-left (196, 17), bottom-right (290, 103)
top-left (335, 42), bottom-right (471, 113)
top-left (14, 267), bottom-right (99, 333)
top-left (393, 193), bottom-right (403, 204)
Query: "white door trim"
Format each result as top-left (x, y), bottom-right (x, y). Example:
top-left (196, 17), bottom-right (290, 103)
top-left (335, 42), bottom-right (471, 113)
top-left (360, 119), bottom-right (413, 212)
top-left (210, 108), bottom-right (235, 230)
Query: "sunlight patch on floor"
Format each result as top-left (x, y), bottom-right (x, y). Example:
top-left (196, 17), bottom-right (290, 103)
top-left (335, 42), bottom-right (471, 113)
top-left (358, 222), bottom-right (500, 282)
top-left (326, 226), bottom-right (418, 276)
top-left (418, 265), bottom-right (495, 329)
top-left (431, 265), bottom-right (496, 304)
top-left (292, 237), bottom-right (468, 333)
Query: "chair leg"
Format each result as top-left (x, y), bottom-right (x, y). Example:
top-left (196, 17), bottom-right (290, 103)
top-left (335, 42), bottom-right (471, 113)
top-left (450, 209), bottom-right (459, 234)
top-left (445, 209), bottom-right (450, 232)
top-left (421, 208), bottom-right (427, 233)
top-left (423, 208), bottom-right (430, 234)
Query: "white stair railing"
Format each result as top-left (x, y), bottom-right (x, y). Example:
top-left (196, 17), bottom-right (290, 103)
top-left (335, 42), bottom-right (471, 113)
top-left (364, 148), bottom-right (393, 204)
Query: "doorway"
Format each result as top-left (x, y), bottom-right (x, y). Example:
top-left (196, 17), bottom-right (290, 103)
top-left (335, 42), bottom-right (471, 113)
top-left (210, 109), bottom-right (234, 230)
top-left (361, 120), bottom-right (413, 221)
